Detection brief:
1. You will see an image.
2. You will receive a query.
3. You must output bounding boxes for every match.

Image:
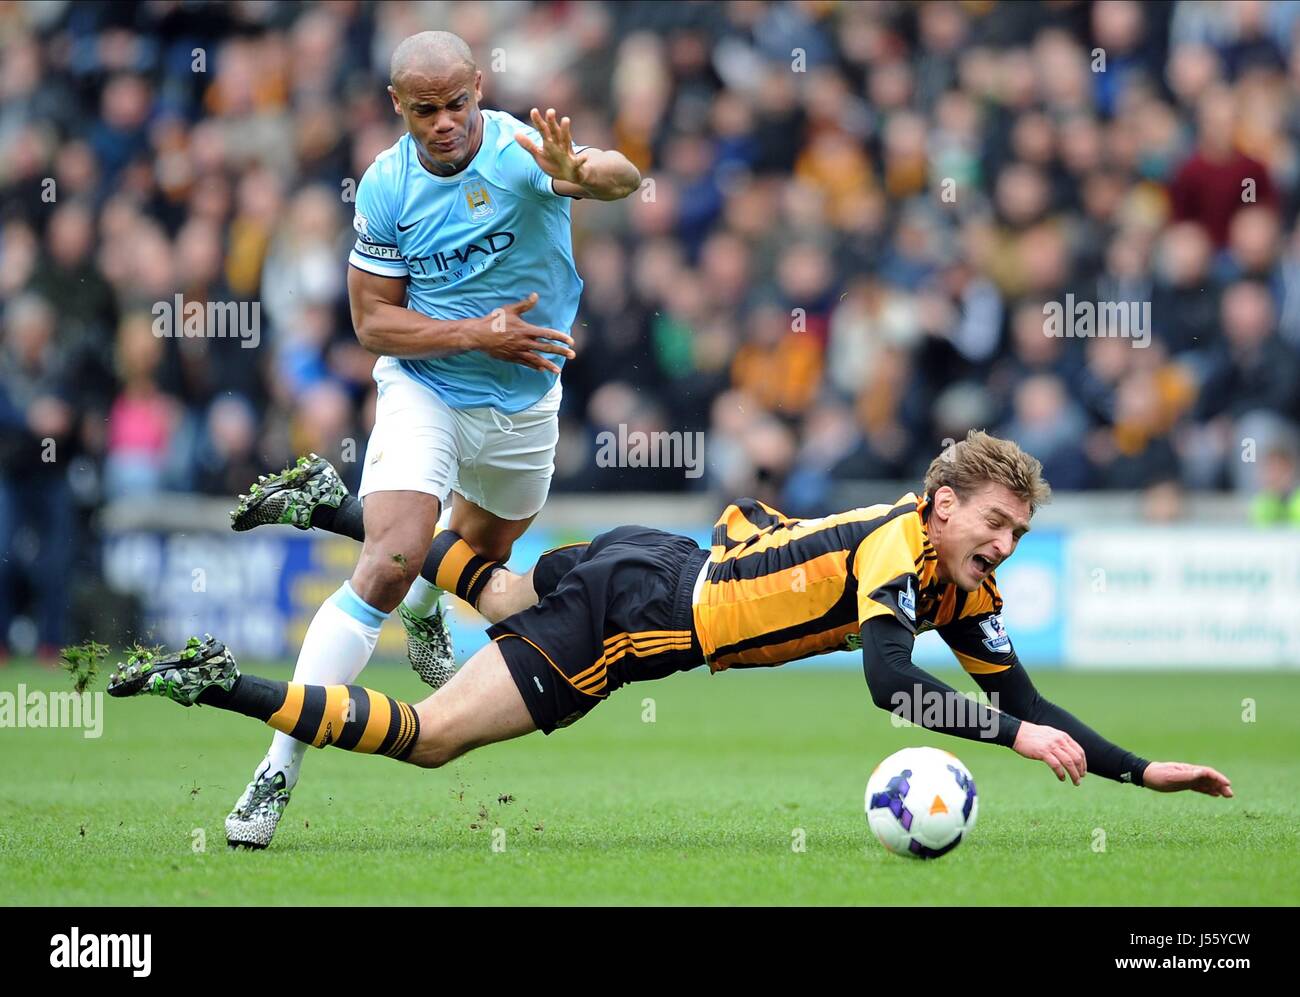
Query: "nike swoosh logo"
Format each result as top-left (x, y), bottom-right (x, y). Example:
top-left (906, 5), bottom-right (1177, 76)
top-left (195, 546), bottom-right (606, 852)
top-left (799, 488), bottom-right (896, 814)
top-left (396, 218), bottom-right (424, 232)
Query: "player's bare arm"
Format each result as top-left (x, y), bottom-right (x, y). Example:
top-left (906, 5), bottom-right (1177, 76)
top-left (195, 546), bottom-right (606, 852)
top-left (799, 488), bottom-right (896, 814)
top-left (515, 107), bottom-right (641, 201)
top-left (348, 267), bottom-right (575, 373)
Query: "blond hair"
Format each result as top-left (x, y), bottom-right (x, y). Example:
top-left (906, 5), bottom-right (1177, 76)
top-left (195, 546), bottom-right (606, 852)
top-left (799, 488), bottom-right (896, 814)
top-left (923, 430), bottom-right (1052, 514)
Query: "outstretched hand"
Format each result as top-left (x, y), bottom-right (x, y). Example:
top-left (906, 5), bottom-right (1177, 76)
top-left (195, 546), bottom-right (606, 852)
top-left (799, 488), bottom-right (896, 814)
top-left (515, 107), bottom-right (585, 186)
top-left (1142, 761), bottom-right (1233, 797)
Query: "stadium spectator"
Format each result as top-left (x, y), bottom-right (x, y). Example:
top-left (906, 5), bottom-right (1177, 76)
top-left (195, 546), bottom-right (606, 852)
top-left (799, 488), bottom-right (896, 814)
top-left (1087, 367), bottom-right (1186, 490)
top-left (0, 294), bottom-right (76, 656)
top-left (1000, 373), bottom-right (1091, 491)
top-left (104, 313), bottom-right (182, 499)
top-left (1168, 86), bottom-right (1277, 247)
top-left (1152, 221), bottom-right (1220, 357)
top-left (1249, 444), bottom-right (1300, 524)
top-left (1194, 280), bottom-right (1300, 489)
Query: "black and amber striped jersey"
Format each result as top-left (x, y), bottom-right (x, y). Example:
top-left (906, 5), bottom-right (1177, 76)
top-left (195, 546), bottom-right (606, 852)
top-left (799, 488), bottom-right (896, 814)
top-left (691, 493), bottom-right (1019, 675)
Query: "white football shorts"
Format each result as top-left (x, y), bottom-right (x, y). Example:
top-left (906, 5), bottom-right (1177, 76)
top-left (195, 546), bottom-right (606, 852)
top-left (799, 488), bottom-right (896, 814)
top-left (358, 355), bottom-right (561, 521)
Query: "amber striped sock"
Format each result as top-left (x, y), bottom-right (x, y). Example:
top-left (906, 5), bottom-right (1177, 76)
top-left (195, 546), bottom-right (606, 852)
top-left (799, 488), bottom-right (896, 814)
top-left (423, 528), bottom-right (506, 607)
top-left (199, 676), bottom-right (419, 759)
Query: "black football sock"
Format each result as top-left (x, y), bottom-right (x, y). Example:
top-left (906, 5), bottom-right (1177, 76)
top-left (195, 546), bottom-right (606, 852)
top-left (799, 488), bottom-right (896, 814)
top-left (309, 493), bottom-right (366, 541)
top-left (198, 676), bottom-right (420, 758)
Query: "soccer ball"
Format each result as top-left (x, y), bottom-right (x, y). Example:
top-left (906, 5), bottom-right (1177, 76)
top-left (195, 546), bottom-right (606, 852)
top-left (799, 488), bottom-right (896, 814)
top-left (865, 747), bottom-right (978, 859)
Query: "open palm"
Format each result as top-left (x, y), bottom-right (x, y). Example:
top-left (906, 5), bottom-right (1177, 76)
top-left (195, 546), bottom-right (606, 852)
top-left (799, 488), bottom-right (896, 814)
top-left (1143, 761), bottom-right (1233, 797)
top-left (515, 107), bottom-right (584, 185)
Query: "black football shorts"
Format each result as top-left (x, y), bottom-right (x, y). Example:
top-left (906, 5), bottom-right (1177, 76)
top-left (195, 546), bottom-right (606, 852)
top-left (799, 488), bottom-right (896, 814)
top-left (488, 526), bottom-right (709, 734)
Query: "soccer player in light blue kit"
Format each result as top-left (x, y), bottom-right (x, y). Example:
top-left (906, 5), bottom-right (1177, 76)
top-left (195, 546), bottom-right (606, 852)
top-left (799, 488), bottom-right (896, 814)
top-left (223, 31), bottom-right (641, 847)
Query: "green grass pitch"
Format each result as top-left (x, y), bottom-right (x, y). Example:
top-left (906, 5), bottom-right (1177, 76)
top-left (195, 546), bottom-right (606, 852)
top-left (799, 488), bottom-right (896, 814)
top-left (1, 662), bottom-right (1296, 905)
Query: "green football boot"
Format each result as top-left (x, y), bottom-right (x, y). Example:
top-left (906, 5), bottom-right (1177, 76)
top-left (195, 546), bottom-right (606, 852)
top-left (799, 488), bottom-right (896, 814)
top-left (106, 634), bottom-right (239, 706)
top-left (225, 762), bottom-right (293, 850)
top-left (230, 453), bottom-right (347, 532)
top-left (399, 601), bottom-right (459, 690)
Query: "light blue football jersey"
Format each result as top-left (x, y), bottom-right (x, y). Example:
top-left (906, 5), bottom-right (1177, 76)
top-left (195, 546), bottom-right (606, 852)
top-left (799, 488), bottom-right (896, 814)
top-left (348, 108), bottom-right (584, 413)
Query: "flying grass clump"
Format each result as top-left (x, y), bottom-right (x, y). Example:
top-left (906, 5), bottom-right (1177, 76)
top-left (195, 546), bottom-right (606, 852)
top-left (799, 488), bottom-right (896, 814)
top-left (59, 640), bottom-right (109, 695)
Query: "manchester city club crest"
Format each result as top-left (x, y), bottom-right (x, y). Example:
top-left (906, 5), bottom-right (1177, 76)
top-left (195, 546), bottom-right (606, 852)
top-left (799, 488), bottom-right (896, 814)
top-left (461, 180), bottom-right (495, 221)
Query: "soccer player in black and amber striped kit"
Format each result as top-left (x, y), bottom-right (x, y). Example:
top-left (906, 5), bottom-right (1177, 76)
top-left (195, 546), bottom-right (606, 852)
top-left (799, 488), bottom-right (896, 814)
top-left (109, 432), bottom-right (1233, 811)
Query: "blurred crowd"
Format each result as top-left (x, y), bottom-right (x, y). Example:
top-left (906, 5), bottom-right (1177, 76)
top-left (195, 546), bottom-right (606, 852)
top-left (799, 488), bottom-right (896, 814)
top-left (6, 0), bottom-right (1300, 652)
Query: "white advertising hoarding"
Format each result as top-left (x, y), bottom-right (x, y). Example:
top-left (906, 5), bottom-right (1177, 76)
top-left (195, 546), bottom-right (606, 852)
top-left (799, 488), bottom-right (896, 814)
top-left (1065, 529), bottom-right (1300, 668)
